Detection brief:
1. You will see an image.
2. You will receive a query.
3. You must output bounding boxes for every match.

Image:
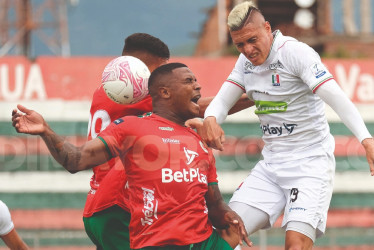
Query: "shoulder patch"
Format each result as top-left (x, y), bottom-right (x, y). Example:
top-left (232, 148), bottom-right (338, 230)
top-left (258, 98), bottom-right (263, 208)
top-left (310, 63), bottom-right (327, 79)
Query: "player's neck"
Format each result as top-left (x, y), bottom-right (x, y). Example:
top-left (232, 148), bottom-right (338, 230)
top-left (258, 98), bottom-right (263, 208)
top-left (153, 108), bottom-right (186, 127)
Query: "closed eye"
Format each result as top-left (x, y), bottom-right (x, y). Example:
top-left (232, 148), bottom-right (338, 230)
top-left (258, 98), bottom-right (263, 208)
top-left (247, 37), bottom-right (257, 43)
top-left (184, 77), bottom-right (196, 84)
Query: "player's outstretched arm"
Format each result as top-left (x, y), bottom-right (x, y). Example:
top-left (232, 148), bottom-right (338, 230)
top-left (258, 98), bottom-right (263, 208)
top-left (198, 94), bottom-right (253, 118)
top-left (205, 184), bottom-right (252, 248)
top-left (227, 93), bottom-right (254, 115)
top-left (12, 104), bottom-right (47, 135)
top-left (185, 118), bottom-right (224, 151)
top-left (197, 94), bottom-right (253, 149)
top-left (1, 229), bottom-right (29, 250)
top-left (315, 81), bottom-right (374, 175)
top-left (203, 117), bottom-right (225, 151)
top-left (12, 104), bottom-right (111, 173)
top-left (203, 82), bottom-right (250, 151)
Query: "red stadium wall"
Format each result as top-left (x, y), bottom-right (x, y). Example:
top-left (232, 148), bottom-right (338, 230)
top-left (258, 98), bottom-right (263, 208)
top-left (0, 56), bottom-right (373, 103)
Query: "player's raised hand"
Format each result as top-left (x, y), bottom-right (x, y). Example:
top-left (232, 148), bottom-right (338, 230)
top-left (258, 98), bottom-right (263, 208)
top-left (362, 138), bottom-right (374, 176)
top-left (203, 116), bottom-right (225, 151)
top-left (185, 118), bottom-right (203, 130)
top-left (12, 104), bottom-right (47, 135)
top-left (185, 118), bottom-right (207, 139)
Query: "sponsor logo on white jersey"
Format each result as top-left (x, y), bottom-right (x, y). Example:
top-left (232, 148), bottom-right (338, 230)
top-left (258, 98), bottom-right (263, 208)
top-left (244, 61), bottom-right (256, 71)
top-left (158, 126), bottom-right (174, 131)
top-left (261, 123), bottom-right (297, 136)
top-left (141, 187), bottom-right (158, 226)
top-left (283, 123), bottom-right (297, 134)
top-left (255, 100), bottom-right (287, 114)
top-left (269, 60), bottom-right (284, 70)
top-left (161, 168), bottom-right (207, 184)
top-left (162, 138), bottom-right (180, 144)
top-left (254, 90), bottom-right (269, 95)
top-left (310, 63), bottom-right (326, 79)
top-left (184, 147), bottom-right (199, 165)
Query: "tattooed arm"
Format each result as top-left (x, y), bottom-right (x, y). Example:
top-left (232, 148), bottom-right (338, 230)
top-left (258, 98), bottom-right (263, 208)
top-left (12, 105), bottom-right (111, 173)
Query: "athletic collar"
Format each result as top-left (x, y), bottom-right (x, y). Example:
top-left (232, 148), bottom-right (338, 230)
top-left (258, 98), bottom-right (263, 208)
top-left (259, 30), bottom-right (282, 69)
top-left (150, 113), bottom-right (203, 139)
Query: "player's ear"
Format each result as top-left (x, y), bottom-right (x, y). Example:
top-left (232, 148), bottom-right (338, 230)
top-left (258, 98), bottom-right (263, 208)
top-left (264, 21), bottom-right (271, 31)
top-left (159, 86), bottom-right (171, 99)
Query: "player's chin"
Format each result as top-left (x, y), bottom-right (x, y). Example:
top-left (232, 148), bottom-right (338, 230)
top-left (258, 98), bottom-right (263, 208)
top-left (188, 104), bottom-right (200, 118)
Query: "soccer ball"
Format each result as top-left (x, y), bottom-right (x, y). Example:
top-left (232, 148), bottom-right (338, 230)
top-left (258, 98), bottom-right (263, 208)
top-left (102, 56), bottom-right (150, 104)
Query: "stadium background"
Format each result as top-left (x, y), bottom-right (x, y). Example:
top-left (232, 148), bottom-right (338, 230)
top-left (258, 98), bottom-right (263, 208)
top-left (1, 0), bottom-right (374, 249)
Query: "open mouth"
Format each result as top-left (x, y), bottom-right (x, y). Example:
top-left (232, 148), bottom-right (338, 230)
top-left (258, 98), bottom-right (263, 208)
top-left (191, 95), bottom-right (201, 104)
top-left (249, 53), bottom-right (258, 59)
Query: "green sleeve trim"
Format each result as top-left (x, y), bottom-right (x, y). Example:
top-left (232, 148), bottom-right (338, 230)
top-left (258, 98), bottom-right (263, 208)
top-left (98, 136), bottom-right (113, 159)
top-left (208, 182), bottom-right (218, 186)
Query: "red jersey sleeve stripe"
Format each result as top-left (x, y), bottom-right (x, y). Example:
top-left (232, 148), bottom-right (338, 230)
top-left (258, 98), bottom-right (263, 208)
top-left (97, 136), bottom-right (113, 159)
top-left (226, 79), bottom-right (245, 92)
top-left (312, 76), bottom-right (334, 93)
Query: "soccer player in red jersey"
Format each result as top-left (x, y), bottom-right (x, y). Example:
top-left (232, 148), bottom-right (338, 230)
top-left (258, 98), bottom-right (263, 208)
top-left (12, 63), bottom-right (252, 249)
top-left (83, 33), bottom-right (170, 249)
top-left (78, 33), bottom-right (251, 250)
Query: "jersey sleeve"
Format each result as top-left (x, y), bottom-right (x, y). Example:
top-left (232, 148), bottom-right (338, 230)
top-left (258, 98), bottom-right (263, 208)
top-left (207, 150), bottom-right (218, 185)
top-left (0, 200), bottom-right (14, 236)
top-left (283, 42), bottom-right (334, 93)
top-left (204, 82), bottom-right (245, 123)
top-left (204, 55), bottom-right (246, 123)
top-left (97, 118), bottom-right (135, 158)
top-left (226, 54), bottom-right (247, 92)
top-left (316, 80), bottom-right (372, 142)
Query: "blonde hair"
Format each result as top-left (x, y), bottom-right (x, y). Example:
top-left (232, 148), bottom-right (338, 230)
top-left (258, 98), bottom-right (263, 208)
top-left (227, 1), bottom-right (260, 31)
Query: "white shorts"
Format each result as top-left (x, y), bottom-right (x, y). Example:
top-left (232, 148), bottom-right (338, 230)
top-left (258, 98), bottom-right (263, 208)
top-left (229, 152), bottom-right (335, 238)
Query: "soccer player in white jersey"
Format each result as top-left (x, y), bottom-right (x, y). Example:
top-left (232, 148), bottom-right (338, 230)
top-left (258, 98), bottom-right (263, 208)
top-left (203, 1), bottom-right (374, 249)
top-left (0, 200), bottom-right (28, 249)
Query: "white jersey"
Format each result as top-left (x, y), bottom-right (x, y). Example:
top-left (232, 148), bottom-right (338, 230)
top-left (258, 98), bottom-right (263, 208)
top-left (227, 30), bottom-right (335, 163)
top-left (0, 200), bottom-right (14, 236)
